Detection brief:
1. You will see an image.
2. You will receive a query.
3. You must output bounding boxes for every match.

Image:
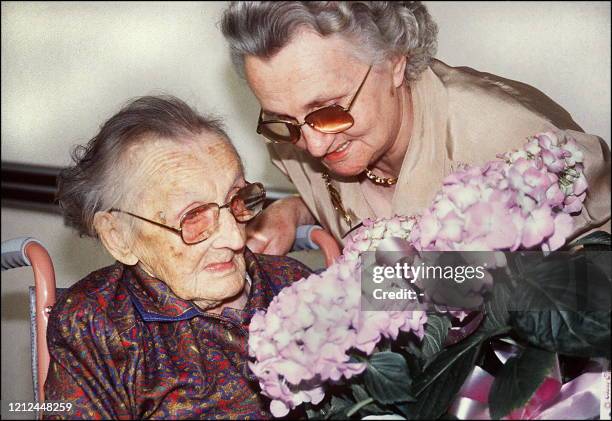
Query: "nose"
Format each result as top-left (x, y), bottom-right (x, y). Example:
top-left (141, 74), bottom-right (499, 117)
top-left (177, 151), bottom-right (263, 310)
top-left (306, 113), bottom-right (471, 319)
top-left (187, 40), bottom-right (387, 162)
top-left (211, 208), bottom-right (246, 251)
top-left (300, 125), bottom-right (336, 158)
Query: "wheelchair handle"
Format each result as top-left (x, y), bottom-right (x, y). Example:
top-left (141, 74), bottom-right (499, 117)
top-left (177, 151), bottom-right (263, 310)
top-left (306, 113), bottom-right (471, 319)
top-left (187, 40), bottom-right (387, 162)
top-left (1, 237), bottom-right (45, 271)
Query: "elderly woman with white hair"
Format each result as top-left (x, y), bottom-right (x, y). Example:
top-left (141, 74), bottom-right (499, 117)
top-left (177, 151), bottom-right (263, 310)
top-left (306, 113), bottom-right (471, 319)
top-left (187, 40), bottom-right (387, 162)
top-left (44, 95), bottom-right (312, 419)
top-left (221, 1), bottom-right (611, 253)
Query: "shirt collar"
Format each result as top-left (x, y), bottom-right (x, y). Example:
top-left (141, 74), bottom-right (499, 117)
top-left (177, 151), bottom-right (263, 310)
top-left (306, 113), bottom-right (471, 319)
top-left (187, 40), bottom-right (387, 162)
top-left (122, 249), bottom-right (275, 323)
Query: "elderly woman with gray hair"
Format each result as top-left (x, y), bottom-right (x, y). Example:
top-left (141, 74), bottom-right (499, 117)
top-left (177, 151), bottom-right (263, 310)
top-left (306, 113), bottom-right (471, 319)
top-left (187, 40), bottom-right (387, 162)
top-left (221, 1), bottom-right (611, 253)
top-left (44, 95), bottom-right (311, 419)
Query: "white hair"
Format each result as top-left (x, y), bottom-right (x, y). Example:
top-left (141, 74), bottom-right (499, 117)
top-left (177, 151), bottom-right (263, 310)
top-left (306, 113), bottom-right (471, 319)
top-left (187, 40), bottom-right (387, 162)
top-left (220, 1), bottom-right (438, 82)
top-left (57, 95), bottom-right (239, 238)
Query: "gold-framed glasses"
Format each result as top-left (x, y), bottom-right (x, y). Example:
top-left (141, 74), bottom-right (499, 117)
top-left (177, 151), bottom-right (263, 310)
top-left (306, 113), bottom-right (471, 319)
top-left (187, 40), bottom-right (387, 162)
top-left (110, 182), bottom-right (266, 245)
top-left (256, 65), bottom-right (373, 144)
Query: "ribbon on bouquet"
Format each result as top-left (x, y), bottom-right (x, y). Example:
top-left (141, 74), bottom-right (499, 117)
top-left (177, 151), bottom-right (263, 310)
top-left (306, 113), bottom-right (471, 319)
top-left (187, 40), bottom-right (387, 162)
top-left (449, 339), bottom-right (605, 420)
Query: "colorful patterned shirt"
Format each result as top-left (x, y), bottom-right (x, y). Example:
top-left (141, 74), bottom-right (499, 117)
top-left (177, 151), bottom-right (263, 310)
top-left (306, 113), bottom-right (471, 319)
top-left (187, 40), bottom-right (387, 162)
top-left (44, 249), bottom-right (312, 419)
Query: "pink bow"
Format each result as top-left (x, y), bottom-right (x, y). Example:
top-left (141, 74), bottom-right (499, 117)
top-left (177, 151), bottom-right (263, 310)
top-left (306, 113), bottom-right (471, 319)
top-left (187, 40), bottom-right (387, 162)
top-left (449, 340), bottom-right (606, 419)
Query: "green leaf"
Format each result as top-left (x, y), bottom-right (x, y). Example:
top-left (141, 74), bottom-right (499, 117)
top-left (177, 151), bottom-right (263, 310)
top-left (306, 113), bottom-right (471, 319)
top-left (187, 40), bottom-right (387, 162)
top-left (398, 336), bottom-right (424, 361)
top-left (421, 314), bottom-right (452, 363)
top-left (510, 252), bottom-right (611, 357)
top-left (346, 398), bottom-right (375, 418)
top-left (482, 277), bottom-right (513, 331)
top-left (570, 231), bottom-right (612, 247)
top-left (511, 310), bottom-right (610, 358)
top-left (584, 250), bottom-right (612, 286)
top-left (324, 395), bottom-right (354, 419)
top-left (350, 384), bottom-right (388, 416)
top-left (306, 405), bottom-right (327, 420)
top-left (351, 383), bottom-right (370, 402)
top-left (394, 337), bottom-right (424, 379)
top-left (488, 347), bottom-right (556, 419)
top-left (363, 352), bottom-right (413, 404)
top-left (411, 330), bottom-right (492, 396)
top-left (396, 329), bottom-right (506, 419)
top-left (395, 344), bottom-right (479, 419)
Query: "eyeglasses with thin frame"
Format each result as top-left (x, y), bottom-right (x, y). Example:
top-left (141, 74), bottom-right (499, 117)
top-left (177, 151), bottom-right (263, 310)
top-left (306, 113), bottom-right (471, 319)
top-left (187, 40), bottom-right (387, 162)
top-left (110, 182), bottom-right (266, 245)
top-left (256, 65), bottom-right (373, 144)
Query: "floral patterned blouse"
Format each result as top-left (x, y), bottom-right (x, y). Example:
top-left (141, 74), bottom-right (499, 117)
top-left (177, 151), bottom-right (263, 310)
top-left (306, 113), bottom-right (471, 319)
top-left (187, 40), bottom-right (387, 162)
top-left (44, 249), bottom-right (311, 419)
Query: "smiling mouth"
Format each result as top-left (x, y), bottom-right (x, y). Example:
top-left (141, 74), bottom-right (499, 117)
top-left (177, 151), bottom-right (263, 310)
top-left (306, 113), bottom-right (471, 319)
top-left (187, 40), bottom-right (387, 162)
top-left (324, 141), bottom-right (351, 162)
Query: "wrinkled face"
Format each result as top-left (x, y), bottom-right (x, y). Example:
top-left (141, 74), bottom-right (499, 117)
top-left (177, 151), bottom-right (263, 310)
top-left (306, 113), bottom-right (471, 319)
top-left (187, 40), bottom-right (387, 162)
top-left (123, 134), bottom-right (247, 307)
top-left (244, 29), bottom-right (405, 177)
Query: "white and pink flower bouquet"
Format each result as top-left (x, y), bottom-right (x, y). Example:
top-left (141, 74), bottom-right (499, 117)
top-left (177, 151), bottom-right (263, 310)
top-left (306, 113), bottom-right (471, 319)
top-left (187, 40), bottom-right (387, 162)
top-left (249, 132), bottom-right (611, 419)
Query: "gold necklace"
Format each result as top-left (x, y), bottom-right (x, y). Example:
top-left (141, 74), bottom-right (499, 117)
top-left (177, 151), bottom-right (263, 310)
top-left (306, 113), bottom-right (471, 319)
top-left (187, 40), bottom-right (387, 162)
top-left (364, 168), bottom-right (398, 186)
top-left (322, 171), bottom-right (353, 228)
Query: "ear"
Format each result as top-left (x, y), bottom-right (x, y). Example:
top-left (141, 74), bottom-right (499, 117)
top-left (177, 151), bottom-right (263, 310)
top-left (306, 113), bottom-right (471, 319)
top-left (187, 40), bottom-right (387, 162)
top-left (391, 54), bottom-right (407, 88)
top-left (94, 211), bottom-right (139, 265)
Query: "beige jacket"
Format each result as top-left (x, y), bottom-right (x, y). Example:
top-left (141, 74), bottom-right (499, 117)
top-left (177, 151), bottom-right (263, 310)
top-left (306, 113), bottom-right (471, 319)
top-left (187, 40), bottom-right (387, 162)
top-left (270, 59), bottom-right (611, 244)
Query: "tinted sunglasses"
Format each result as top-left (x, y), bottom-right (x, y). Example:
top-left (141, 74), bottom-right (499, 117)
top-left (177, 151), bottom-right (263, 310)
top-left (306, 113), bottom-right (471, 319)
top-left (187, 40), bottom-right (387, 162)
top-left (256, 65), bottom-right (372, 144)
top-left (110, 182), bottom-right (266, 245)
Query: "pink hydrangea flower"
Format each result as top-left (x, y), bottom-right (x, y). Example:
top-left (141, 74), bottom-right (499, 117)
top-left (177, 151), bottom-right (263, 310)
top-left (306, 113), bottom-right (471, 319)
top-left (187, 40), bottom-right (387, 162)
top-left (249, 217), bottom-right (426, 416)
top-left (414, 131), bottom-right (586, 252)
top-left (249, 131), bottom-right (587, 417)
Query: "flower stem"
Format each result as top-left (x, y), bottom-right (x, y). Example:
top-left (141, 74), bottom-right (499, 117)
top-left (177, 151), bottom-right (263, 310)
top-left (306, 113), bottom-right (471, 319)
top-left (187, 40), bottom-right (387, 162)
top-left (346, 397), bottom-right (375, 417)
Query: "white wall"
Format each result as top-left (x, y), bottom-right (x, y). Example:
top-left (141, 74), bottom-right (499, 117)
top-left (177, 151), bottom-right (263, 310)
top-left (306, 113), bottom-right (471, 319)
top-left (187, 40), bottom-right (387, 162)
top-left (1, 1), bottom-right (292, 189)
top-left (426, 1), bottom-right (610, 143)
top-left (1, 1), bottom-right (610, 407)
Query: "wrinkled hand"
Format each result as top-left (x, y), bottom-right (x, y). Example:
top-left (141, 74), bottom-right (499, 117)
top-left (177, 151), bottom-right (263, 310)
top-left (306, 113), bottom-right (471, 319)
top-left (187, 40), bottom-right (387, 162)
top-left (246, 196), bottom-right (312, 255)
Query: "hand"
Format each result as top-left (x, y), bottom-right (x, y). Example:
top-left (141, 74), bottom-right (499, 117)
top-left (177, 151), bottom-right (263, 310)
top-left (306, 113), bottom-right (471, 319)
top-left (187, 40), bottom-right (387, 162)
top-left (246, 196), bottom-right (315, 255)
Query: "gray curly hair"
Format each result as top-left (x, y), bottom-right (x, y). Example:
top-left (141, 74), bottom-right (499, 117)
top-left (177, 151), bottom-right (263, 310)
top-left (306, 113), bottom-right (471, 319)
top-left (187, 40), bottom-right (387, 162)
top-left (57, 95), bottom-right (237, 239)
top-left (220, 1), bottom-right (438, 82)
